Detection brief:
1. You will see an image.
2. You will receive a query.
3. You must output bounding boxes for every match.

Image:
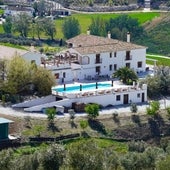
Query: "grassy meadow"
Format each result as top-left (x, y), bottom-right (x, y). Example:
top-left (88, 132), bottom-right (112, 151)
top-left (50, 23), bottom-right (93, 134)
top-left (0, 12), bottom-right (160, 41)
top-left (56, 12), bottom-right (160, 39)
top-left (64, 138), bottom-right (128, 153)
top-left (146, 54), bottom-right (170, 66)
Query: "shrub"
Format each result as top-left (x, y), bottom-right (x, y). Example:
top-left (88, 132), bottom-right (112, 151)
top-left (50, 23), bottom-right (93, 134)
top-left (85, 103), bottom-right (99, 119)
top-left (130, 103), bottom-right (138, 113)
top-left (146, 101), bottom-right (160, 116)
top-left (68, 109), bottom-right (75, 121)
top-left (45, 107), bottom-right (56, 122)
top-left (80, 120), bottom-right (88, 130)
top-left (128, 140), bottom-right (147, 153)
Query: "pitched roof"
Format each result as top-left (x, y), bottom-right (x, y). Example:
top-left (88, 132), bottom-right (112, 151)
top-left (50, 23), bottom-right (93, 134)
top-left (0, 118), bottom-right (13, 124)
top-left (66, 34), bottom-right (147, 55)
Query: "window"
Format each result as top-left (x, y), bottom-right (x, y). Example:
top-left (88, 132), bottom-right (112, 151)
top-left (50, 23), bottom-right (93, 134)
top-left (109, 65), bottom-right (112, 71)
top-left (138, 61), bottom-right (142, 68)
top-left (126, 63), bottom-right (130, 68)
top-left (96, 66), bottom-right (100, 74)
top-left (114, 64), bottom-right (117, 71)
top-left (137, 93), bottom-right (140, 98)
top-left (125, 51), bottom-right (131, 60)
top-left (96, 54), bottom-right (101, 63)
top-left (116, 95), bottom-right (121, 101)
top-left (114, 52), bottom-right (117, 57)
top-left (63, 72), bottom-right (66, 78)
top-left (110, 52), bottom-right (112, 58)
top-left (55, 73), bottom-right (59, 79)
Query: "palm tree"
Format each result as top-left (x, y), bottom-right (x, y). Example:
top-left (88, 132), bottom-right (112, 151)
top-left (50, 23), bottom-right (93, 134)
top-left (113, 67), bottom-right (138, 84)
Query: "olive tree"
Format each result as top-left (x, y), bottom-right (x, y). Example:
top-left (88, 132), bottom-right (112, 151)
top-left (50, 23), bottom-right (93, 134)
top-left (42, 18), bottom-right (56, 40)
top-left (40, 144), bottom-right (66, 170)
top-left (12, 13), bottom-right (31, 37)
top-left (4, 55), bottom-right (55, 97)
top-left (67, 139), bottom-right (104, 170)
top-left (85, 103), bottom-right (100, 119)
top-left (4, 55), bottom-right (33, 95)
top-left (32, 66), bottom-right (55, 96)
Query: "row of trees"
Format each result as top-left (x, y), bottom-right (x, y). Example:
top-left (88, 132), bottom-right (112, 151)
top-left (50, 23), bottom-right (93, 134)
top-left (2, 14), bottom-right (143, 41)
top-left (0, 56), bottom-right (55, 103)
top-left (1, 139), bottom-right (170, 170)
top-left (89, 14), bottom-right (144, 41)
top-left (3, 14), bottom-right (56, 40)
top-left (2, 14), bottom-right (81, 40)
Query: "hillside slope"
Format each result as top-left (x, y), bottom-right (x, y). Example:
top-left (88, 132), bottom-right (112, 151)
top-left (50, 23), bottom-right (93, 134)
top-left (136, 13), bottom-right (170, 55)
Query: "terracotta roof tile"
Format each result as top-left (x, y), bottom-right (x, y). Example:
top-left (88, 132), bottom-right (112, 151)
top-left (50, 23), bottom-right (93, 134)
top-left (66, 34), bottom-right (147, 55)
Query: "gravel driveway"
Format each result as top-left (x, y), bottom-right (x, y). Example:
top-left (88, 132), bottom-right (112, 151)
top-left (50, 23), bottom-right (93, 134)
top-left (0, 45), bottom-right (28, 60)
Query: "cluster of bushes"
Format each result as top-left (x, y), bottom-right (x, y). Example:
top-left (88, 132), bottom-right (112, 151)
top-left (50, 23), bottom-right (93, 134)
top-left (2, 138), bottom-right (170, 170)
top-left (0, 34), bottom-right (41, 47)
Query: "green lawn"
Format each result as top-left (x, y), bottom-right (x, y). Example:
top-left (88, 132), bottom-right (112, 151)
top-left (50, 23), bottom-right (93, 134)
top-left (0, 24), bottom-right (4, 33)
top-left (146, 54), bottom-right (170, 66)
top-left (0, 42), bottom-right (27, 50)
top-left (0, 9), bottom-right (4, 15)
top-left (56, 12), bottom-right (160, 39)
top-left (64, 137), bottom-right (128, 153)
top-left (0, 12), bottom-right (160, 41)
top-left (128, 12), bottom-right (160, 24)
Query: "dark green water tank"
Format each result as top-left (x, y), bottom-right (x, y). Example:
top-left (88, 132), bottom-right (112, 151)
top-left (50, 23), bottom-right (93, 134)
top-left (0, 118), bottom-right (13, 141)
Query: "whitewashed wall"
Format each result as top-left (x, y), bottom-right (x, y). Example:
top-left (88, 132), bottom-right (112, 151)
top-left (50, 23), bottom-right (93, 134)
top-left (12, 95), bottom-right (56, 108)
top-left (23, 88), bottom-right (147, 112)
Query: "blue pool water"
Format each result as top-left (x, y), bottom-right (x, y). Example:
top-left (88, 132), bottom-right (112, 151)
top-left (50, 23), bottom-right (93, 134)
top-left (53, 82), bottom-right (112, 93)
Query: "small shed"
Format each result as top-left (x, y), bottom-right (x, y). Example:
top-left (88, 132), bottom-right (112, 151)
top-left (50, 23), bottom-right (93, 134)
top-left (0, 118), bottom-right (13, 141)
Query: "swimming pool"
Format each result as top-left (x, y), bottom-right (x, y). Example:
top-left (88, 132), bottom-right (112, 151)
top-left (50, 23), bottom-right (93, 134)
top-left (52, 82), bottom-right (112, 93)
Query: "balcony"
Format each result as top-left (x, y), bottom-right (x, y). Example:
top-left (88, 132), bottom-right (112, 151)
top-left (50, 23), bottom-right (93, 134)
top-left (125, 55), bottom-right (132, 61)
top-left (95, 59), bottom-right (102, 64)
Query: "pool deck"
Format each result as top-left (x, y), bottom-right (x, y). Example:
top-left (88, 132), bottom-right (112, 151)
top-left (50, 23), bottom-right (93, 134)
top-left (52, 80), bottom-right (136, 98)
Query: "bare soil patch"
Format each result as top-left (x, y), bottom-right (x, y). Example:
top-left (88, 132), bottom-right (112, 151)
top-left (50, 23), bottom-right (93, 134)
top-left (1, 109), bottom-right (170, 144)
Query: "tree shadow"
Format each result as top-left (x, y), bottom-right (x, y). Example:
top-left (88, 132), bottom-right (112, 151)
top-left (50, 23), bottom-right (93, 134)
top-left (81, 131), bottom-right (90, 138)
top-left (48, 122), bottom-right (61, 133)
top-left (112, 114), bottom-right (120, 126)
top-left (154, 114), bottom-right (165, 126)
top-left (148, 117), bottom-right (161, 137)
top-left (88, 119), bottom-right (107, 135)
top-left (69, 120), bottom-right (78, 129)
top-left (131, 115), bottom-right (141, 127)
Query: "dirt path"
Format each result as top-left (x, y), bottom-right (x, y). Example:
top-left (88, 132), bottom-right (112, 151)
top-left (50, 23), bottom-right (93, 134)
top-left (0, 45), bottom-right (28, 60)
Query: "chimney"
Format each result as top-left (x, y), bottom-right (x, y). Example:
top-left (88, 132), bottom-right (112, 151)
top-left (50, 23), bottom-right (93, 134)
top-left (87, 28), bottom-right (90, 35)
top-left (108, 31), bottom-right (111, 39)
top-left (127, 32), bottom-right (130, 43)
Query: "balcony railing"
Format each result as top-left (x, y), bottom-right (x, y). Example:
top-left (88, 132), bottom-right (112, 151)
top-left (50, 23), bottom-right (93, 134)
top-left (95, 59), bottom-right (102, 64)
top-left (125, 55), bottom-right (132, 61)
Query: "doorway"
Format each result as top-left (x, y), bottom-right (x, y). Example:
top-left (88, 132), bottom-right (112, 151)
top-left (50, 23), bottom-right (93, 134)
top-left (142, 93), bottom-right (145, 102)
top-left (123, 94), bottom-right (129, 104)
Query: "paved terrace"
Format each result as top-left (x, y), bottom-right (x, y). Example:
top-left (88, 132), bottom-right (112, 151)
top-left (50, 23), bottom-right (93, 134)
top-left (0, 98), bottom-right (169, 119)
top-left (52, 81), bottom-right (144, 99)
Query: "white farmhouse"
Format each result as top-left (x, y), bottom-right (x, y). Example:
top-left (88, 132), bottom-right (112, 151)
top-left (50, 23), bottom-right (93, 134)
top-left (12, 33), bottom-right (148, 113)
top-left (44, 33), bottom-right (146, 84)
